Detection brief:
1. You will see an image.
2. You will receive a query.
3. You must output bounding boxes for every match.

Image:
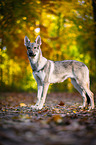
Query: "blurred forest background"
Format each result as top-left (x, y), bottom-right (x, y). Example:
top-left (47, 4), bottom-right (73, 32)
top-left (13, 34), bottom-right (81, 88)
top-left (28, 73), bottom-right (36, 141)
top-left (0, 0), bottom-right (96, 93)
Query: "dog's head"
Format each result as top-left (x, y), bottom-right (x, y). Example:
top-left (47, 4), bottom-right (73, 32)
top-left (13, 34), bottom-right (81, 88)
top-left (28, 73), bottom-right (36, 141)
top-left (24, 35), bottom-right (42, 59)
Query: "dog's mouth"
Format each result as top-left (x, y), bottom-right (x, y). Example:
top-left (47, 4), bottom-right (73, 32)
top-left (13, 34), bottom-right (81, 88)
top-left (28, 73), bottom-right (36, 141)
top-left (28, 52), bottom-right (36, 57)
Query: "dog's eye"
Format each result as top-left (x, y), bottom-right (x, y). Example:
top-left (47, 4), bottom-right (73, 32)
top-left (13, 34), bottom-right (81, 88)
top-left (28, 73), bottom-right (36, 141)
top-left (34, 47), bottom-right (37, 49)
top-left (27, 46), bottom-right (30, 49)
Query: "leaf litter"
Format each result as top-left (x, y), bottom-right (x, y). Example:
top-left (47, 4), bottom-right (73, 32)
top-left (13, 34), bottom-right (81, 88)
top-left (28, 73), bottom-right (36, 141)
top-left (0, 92), bottom-right (96, 145)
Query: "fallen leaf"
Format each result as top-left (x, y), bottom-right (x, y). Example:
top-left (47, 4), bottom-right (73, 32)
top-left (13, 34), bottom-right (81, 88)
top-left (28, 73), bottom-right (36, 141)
top-left (73, 110), bottom-right (76, 113)
top-left (58, 101), bottom-right (65, 106)
top-left (52, 114), bottom-right (63, 124)
top-left (20, 103), bottom-right (27, 107)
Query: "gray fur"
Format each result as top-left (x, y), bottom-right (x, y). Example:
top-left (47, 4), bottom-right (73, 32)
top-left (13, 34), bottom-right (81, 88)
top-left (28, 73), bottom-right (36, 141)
top-left (24, 35), bottom-right (94, 110)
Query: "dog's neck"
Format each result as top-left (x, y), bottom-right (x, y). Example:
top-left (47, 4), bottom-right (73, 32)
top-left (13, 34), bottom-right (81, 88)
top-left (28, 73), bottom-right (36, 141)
top-left (29, 49), bottom-right (47, 72)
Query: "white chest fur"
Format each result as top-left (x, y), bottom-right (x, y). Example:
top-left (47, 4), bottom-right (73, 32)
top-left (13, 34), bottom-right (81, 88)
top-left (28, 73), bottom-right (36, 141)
top-left (33, 71), bottom-right (46, 84)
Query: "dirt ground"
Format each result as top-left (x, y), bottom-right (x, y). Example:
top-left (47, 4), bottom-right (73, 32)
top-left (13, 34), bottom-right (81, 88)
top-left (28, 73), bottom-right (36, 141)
top-left (0, 92), bottom-right (96, 145)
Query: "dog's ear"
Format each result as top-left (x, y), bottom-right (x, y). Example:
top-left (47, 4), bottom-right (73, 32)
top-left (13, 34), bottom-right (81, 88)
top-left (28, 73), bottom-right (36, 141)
top-left (35, 35), bottom-right (42, 45)
top-left (24, 36), bottom-right (30, 47)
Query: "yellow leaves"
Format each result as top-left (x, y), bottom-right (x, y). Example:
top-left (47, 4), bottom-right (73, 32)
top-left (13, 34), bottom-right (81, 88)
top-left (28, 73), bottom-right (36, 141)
top-left (68, 33), bottom-right (77, 38)
top-left (72, 9), bottom-right (77, 13)
top-left (0, 52), bottom-right (7, 58)
top-left (17, 29), bottom-right (22, 33)
top-left (73, 110), bottom-right (76, 114)
top-left (80, 54), bottom-right (84, 59)
top-left (84, 54), bottom-right (90, 65)
top-left (47, 14), bottom-right (56, 20)
top-left (22, 17), bottom-right (27, 20)
top-left (36, 1), bottom-right (41, 4)
top-left (52, 114), bottom-right (63, 124)
top-left (64, 23), bottom-right (72, 28)
top-left (79, 25), bottom-right (82, 29)
top-left (30, 26), bottom-right (34, 31)
top-left (0, 0), bottom-right (94, 93)
top-left (2, 109), bottom-right (5, 112)
top-left (20, 103), bottom-right (27, 107)
top-left (9, 59), bottom-right (21, 74)
top-left (16, 20), bottom-right (20, 24)
top-left (36, 20), bottom-right (39, 26)
top-left (0, 50), bottom-right (21, 86)
top-left (85, 59), bottom-right (89, 64)
top-left (0, 15), bottom-right (3, 20)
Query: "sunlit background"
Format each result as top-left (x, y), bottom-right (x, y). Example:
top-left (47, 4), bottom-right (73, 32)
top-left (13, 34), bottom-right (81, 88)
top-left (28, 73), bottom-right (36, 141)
top-left (0, 0), bottom-right (96, 92)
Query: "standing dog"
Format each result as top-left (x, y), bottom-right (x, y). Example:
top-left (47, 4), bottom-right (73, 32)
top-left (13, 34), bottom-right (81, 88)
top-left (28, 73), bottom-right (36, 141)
top-left (24, 35), bottom-right (94, 110)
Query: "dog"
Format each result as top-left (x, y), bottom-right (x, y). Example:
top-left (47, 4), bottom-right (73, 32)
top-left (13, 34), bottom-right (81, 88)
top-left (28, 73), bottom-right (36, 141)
top-left (24, 35), bottom-right (94, 110)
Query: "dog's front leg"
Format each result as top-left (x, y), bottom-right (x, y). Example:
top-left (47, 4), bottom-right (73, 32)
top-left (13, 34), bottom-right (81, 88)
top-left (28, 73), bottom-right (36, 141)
top-left (36, 83), bottom-right (50, 110)
top-left (31, 85), bottom-right (43, 109)
top-left (36, 85), bottom-right (43, 106)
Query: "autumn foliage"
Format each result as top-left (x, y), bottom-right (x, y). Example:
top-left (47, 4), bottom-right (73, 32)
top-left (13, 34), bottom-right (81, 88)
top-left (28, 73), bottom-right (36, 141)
top-left (0, 0), bottom-right (96, 92)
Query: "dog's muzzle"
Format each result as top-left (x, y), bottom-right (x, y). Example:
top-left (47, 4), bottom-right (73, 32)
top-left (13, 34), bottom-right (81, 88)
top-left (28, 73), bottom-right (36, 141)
top-left (28, 52), bottom-right (36, 57)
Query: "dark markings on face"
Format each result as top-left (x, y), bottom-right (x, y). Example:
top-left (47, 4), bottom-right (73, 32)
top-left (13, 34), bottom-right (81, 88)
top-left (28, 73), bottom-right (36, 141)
top-left (30, 43), bottom-right (39, 49)
top-left (27, 46), bottom-right (30, 50)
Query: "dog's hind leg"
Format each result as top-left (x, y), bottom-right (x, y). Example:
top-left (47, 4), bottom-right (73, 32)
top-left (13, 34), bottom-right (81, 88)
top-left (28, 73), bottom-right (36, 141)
top-left (83, 86), bottom-right (94, 110)
top-left (71, 78), bottom-right (87, 108)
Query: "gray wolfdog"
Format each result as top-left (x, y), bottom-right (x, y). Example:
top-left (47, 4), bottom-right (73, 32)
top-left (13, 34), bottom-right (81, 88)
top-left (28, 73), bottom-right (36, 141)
top-left (24, 35), bottom-right (94, 110)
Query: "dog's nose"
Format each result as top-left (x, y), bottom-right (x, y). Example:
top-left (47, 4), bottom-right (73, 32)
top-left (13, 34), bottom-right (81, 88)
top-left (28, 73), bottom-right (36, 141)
top-left (29, 52), bottom-right (36, 57)
top-left (29, 52), bottom-right (33, 56)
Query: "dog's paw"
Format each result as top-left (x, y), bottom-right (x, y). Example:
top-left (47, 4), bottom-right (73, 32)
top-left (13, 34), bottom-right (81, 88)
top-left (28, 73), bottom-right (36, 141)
top-left (79, 105), bottom-right (85, 109)
top-left (30, 105), bottom-right (38, 109)
top-left (36, 105), bottom-right (43, 110)
top-left (88, 106), bottom-right (94, 111)
top-left (30, 105), bottom-right (43, 110)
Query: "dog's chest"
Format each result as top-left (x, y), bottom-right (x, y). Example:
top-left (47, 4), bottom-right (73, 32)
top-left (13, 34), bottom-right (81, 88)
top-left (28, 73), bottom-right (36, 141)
top-left (33, 71), bottom-right (45, 82)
